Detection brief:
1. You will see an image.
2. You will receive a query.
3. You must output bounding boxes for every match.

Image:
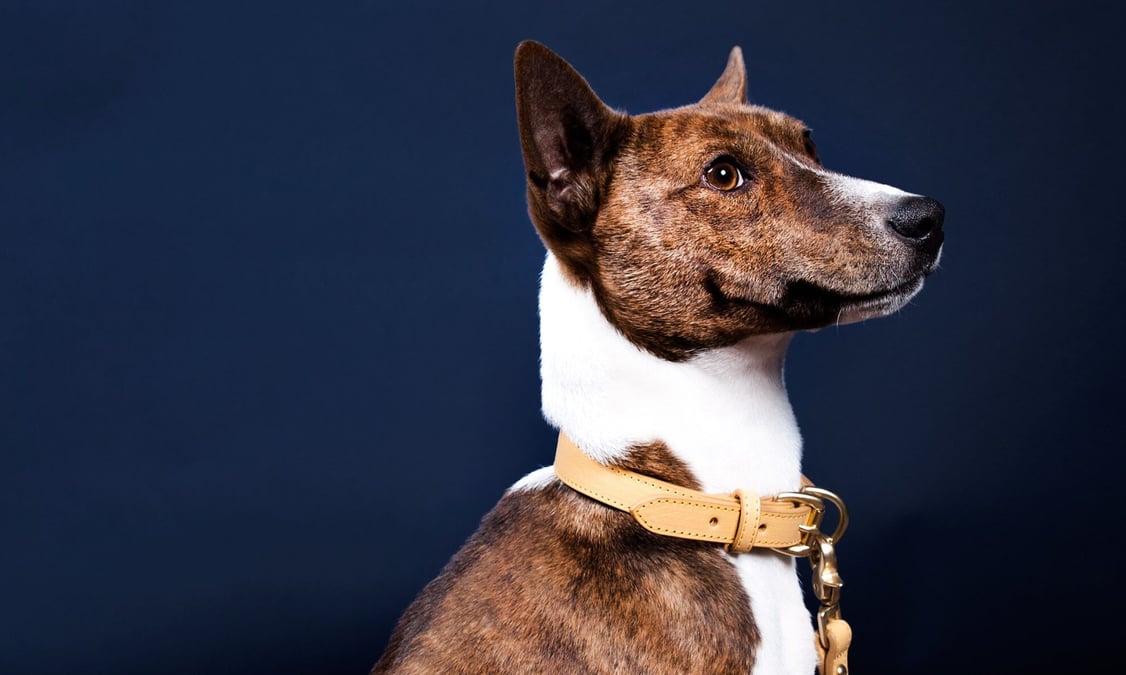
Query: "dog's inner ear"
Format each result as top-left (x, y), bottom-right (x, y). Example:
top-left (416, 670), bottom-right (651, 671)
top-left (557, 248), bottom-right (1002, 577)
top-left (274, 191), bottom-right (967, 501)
top-left (700, 46), bottom-right (747, 105)
top-left (515, 41), bottom-right (628, 234)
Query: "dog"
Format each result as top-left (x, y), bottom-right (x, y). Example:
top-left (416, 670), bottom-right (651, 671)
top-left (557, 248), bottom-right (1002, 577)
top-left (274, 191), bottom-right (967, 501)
top-left (372, 41), bottom-right (943, 674)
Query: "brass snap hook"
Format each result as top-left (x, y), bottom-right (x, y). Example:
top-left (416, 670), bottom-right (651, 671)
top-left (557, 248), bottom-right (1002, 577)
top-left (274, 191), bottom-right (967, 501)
top-left (809, 535), bottom-right (842, 607)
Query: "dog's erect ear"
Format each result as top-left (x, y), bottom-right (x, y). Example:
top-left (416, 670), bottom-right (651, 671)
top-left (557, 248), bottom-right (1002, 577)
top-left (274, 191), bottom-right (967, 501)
top-left (700, 46), bottom-right (747, 105)
top-left (515, 41), bottom-right (628, 254)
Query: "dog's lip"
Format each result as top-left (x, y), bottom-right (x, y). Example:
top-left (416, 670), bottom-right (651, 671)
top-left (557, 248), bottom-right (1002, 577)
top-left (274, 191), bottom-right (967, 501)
top-left (831, 276), bottom-right (925, 325)
top-left (835, 276), bottom-right (924, 308)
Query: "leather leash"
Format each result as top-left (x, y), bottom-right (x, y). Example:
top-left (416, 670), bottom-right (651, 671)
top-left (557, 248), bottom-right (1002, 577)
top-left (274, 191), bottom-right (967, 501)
top-left (553, 433), bottom-right (853, 674)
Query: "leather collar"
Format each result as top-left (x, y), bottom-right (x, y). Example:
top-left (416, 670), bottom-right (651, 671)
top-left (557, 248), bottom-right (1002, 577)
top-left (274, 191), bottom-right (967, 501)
top-left (553, 432), bottom-right (816, 554)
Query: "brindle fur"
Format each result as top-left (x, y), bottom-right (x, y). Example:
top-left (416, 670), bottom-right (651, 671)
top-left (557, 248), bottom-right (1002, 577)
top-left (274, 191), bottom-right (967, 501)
top-left (373, 444), bottom-right (758, 674)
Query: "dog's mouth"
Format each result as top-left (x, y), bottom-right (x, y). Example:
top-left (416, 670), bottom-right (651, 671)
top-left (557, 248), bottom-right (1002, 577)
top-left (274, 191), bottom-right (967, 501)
top-left (704, 267), bottom-right (932, 330)
top-left (779, 276), bottom-right (926, 326)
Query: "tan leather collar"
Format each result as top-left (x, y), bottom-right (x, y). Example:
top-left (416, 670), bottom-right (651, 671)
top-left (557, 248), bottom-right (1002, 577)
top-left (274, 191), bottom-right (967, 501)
top-left (553, 432), bottom-right (815, 554)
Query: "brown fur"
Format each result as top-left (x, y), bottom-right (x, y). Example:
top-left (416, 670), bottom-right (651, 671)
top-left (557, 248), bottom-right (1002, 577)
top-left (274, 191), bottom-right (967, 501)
top-left (373, 444), bottom-right (758, 674)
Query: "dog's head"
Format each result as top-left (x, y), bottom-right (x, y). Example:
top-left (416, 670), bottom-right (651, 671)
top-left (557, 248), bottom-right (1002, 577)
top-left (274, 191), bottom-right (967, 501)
top-left (515, 42), bottom-right (944, 361)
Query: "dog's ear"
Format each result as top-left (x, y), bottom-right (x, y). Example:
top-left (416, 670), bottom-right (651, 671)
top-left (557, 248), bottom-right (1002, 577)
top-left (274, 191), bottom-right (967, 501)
top-left (700, 46), bottom-right (747, 105)
top-left (515, 41), bottom-right (629, 273)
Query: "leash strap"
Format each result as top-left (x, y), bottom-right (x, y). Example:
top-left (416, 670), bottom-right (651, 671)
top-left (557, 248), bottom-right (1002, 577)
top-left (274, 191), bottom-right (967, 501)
top-left (553, 432), bottom-right (853, 673)
top-left (816, 617), bottom-right (851, 674)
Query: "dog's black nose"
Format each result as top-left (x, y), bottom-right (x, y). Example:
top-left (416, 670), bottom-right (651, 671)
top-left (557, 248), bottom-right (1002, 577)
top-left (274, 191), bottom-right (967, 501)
top-left (888, 195), bottom-right (945, 243)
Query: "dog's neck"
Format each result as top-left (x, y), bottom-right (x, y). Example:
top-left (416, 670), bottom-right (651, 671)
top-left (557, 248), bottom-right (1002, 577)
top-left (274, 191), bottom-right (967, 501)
top-left (538, 254), bottom-right (803, 496)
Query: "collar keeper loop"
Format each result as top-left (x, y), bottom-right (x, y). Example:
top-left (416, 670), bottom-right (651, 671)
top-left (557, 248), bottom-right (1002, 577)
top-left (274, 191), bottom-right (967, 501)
top-left (729, 488), bottom-right (763, 553)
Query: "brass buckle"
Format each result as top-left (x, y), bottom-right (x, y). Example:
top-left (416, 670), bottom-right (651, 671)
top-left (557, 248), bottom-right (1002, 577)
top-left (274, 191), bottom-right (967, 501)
top-left (772, 486), bottom-right (849, 557)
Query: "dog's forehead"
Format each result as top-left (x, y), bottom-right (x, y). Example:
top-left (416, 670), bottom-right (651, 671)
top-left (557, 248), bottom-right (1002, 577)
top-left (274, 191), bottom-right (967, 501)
top-left (627, 105), bottom-right (808, 170)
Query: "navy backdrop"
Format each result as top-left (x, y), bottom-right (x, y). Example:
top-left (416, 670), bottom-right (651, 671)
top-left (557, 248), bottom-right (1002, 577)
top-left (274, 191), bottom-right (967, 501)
top-left (4, 1), bottom-right (1124, 673)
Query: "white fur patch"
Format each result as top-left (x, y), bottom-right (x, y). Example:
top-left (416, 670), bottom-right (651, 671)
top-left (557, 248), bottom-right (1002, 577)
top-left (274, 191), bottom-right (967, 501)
top-left (508, 465), bottom-right (557, 492)
top-left (825, 171), bottom-right (912, 204)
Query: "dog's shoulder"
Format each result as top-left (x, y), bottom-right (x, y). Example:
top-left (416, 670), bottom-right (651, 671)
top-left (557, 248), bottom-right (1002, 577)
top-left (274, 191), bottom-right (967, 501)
top-left (373, 445), bottom-right (760, 674)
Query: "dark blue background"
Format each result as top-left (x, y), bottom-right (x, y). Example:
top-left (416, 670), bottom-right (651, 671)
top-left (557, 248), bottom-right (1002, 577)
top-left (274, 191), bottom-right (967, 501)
top-left (4, 1), bottom-right (1123, 673)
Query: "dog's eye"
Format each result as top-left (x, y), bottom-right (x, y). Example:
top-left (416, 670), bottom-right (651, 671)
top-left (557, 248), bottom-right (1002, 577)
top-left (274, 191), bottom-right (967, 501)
top-left (704, 159), bottom-right (745, 191)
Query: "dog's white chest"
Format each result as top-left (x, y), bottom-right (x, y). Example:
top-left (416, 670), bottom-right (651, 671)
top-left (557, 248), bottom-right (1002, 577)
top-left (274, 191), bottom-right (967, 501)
top-left (731, 553), bottom-right (817, 675)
